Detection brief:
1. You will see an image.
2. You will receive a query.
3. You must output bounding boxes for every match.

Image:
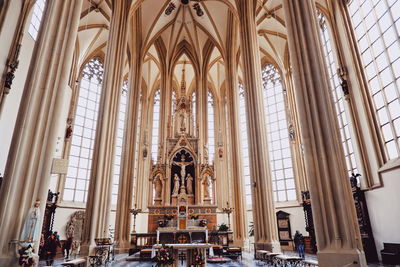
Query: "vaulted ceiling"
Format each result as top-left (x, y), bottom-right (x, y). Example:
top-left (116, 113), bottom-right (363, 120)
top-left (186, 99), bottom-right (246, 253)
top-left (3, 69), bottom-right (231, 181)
top-left (75, 0), bottom-right (330, 97)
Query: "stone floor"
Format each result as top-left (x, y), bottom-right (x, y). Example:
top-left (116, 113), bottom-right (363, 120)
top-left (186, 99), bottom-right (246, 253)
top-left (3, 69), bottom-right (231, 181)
top-left (38, 251), bottom-right (397, 267)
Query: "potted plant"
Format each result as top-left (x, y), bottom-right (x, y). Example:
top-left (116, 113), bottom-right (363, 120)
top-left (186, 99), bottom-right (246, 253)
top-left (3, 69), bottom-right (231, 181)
top-left (217, 223), bottom-right (229, 232)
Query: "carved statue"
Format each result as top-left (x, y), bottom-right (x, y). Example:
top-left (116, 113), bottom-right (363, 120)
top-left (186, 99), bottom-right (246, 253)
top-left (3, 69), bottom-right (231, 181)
top-left (203, 175), bottom-right (211, 199)
top-left (186, 173), bottom-right (193, 195)
top-left (154, 174), bottom-right (162, 198)
top-left (172, 174), bottom-right (180, 195)
top-left (20, 200), bottom-right (41, 244)
top-left (172, 154), bottom-right (193, 182)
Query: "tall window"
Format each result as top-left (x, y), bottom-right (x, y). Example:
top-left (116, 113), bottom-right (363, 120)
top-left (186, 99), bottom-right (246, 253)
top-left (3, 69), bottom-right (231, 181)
top-left (192, 92), bottom-right (196, 135)
top-left (64, 58), bottom-right (104, 202)
top-left (207, 92), bottom-right (215, 162)
top-left (318, 11), bottom-right (359, 175)
top-left (172, 90), bottom-right (177, 113)
top-left (133, 95), bottom-right (142, 198)
top-left (262, 65), bottom-right (296, 202)
top-left (151, 90), bottom-right (161, 161)
top-left (348, 0), bottom-right (400, 159)
top-left (28, 0), bottom-right (47, 40)
top-left (238, 84), bottom-right (252, 205)
top-left (112, 80), bottom-right (128, 205)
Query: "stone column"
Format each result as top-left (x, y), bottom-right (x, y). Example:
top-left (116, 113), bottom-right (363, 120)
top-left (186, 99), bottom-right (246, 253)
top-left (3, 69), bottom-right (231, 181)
top-left (236, 0), bottom-right (280, 252)
top-left (114, 62), bottom-right (143, 251)
top-left (223, 13), bottom-right (247, 245)
top-left (0, 0), bottom-right (83, 264)
top-left (225, 61), bottom-right (247, 247)
top-left (113, 9), bottom-right (144, 252)
top-left (282, 0), bottom-right (366, 266)
top-left (80, 0), bottom-right (130, 255)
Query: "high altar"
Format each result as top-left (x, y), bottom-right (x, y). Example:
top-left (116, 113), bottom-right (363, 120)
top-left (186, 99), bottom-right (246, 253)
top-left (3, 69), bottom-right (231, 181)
top-left (147, 67), bottom-right (217, 266)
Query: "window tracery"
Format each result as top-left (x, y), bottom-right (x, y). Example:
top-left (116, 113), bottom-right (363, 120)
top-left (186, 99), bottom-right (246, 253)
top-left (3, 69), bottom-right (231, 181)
top-left (64, 57), bottom-right (104, 202)
top-left (207, 91), bottom-right (215, 163)
top-left (151, 90), bottom-right (161, 162)
top-left (112, 80), bottom-right (128, 205)
top-left (347, 0), bottom-right (400, 160)
top-left (28, 0), bottom-right (46, 40)
top-left (318, 10), bottom-right (359, 175)
top-left (262, 64), bottom-right (296, 202)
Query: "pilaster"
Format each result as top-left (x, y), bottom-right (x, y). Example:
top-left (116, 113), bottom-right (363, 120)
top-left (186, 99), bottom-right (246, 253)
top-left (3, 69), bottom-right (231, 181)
top-left (282, 0), bottom-right (366, 266)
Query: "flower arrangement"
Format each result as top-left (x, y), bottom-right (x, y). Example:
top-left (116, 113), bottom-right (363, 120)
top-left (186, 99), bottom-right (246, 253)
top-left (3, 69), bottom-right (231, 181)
top-left (164, 214), bottom-right (174, 220)
top-left (199, 219), bottom-right (207, 227)
top-left (156, 245), bottom-right (174, 266)
top-left (190, 214), bottom-right (199, 220)
top-left (193, 250), bottom-right (205, 266)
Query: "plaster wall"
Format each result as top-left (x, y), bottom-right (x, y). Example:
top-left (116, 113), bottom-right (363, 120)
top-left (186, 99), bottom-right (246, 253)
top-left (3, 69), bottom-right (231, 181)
top-left (0, 24), bottom-right (35, 174)
top-left (0, 0), bottom-right (21, 71)
top-left (365, 165), bottom-right (400, 259)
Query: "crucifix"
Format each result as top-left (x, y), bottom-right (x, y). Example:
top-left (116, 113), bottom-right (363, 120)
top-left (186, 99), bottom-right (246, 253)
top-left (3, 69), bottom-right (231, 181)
top-left (172, 154), bottom-right (194, 189)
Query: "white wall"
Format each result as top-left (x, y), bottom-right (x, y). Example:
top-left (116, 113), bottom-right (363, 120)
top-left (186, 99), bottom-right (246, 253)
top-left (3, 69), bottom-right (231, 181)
top-left (365, 165), bottom-right (400, 259)
top-left (0, 7), bottom-right (35, 174)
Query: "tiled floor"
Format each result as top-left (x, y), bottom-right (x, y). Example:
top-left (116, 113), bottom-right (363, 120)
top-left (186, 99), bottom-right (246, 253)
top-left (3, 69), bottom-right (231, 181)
top-left (38, 251), bottom-right (397, 267)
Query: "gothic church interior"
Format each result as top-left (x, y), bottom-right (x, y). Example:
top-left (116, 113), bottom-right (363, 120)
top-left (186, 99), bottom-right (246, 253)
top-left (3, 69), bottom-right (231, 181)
top-left (0, 0), bottom-right (399, 266)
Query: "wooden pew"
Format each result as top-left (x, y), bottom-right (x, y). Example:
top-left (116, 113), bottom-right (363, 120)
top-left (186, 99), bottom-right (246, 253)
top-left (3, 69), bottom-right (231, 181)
top-left (61, 258), bottom-right (86, 267)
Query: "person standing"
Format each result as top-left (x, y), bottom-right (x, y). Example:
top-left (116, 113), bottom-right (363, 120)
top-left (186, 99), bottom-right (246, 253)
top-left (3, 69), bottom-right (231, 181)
top-left (43, 232), bottom-right (60, 266)
top-left (293, 230), bottom-right (305, 259)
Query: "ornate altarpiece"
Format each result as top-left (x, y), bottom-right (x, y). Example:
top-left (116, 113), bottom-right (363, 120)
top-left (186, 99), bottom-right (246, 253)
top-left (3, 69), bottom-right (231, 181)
top-left (147, 74), bottom-right (217, 233)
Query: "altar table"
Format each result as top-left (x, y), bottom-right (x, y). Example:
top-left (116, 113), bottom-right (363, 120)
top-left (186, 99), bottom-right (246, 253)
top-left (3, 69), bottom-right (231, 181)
top-left (152, 243), bottom-right (213, 267)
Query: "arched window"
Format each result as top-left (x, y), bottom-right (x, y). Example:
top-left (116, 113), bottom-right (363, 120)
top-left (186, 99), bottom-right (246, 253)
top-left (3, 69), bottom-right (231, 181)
top-left (207, 91), bottom-right (215, 162)
top-left (318, 11), bottom-right (359, 175)
top-left (112, 80), bottom-right (128, 205)
top-left (133, 94), bottom-right (142, 197)
top-left (172, 90), bottom-right (177, 113)
top-left (262, 64), bottom-right (296, 202)
top-left (151, 90), bottom-right (161, 162)
top-left (347, 0), bottom-right (400, 159)
top-left (238, 83), bottom-right (252, 205)
top-left (64, 57), bottom-right (104, 202)
top-left (28, 0), bottom-right (47, 40)
top-left (192, 92), bottom-right (197, 135)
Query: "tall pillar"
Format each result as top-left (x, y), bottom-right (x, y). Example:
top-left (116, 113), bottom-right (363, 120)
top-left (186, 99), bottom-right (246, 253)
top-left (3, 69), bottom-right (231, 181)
top-left (0, 0), bottom-right (83, 264)
top-left (236, 0), bottom-right (280, 252)
top-left (81, 0), bottom-right (130, 255)
top-left (224, 13), bottom-right (247, 245)
top-left (282, 0), bottom-right (366, 266)
top-left (225, 62), bottom-right (247, 246)
top-left (114, 62), bottom-right (143, 251)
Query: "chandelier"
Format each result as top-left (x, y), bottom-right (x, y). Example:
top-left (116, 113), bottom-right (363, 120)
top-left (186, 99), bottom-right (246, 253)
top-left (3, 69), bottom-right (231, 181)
top-left (165, 0), bottom-right (204, 17)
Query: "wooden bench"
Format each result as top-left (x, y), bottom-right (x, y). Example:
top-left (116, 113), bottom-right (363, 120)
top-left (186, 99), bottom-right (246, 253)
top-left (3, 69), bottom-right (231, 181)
top-left (255, 250), bottom-right (270, 260)
top-left (140, 248), bottom-right (153, 260)
top-left (302, 259), bottom-right (319, 267)
top-left (274, 254), bottom-right (303, 266)
top-left (225, 247), bottom-right (242, 260)
top-left (381, 243), bottom-right (400, 265)
top-left (61, 258), bottom-right (86, 267)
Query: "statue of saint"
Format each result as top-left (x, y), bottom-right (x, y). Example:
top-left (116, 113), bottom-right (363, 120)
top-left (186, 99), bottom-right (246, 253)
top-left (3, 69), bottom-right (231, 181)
top-left (20, 200), bottom-right (41, 244)
top-left (203, 175), bottom-right (211, 199)
top-left (172, 154), bottom-right (193, 182)
top-left (154, 175), bottom-right (162, 199)
top-left (172, 174), bottom-right (180, 195)
top-left (186, 174), bottom-right (193, 195)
